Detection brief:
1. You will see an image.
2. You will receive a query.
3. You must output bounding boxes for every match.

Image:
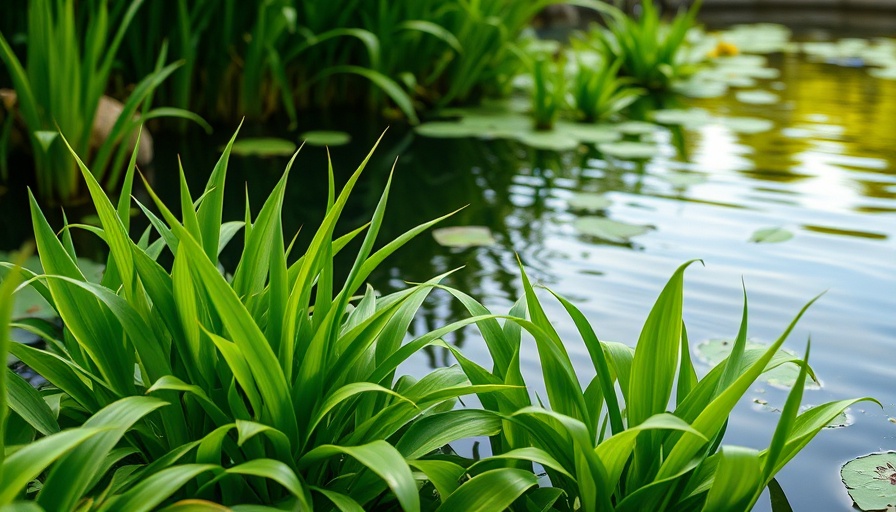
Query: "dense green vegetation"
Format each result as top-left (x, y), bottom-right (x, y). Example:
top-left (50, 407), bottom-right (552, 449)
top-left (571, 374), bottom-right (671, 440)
top-left (0, 1), bottom-right (882, 509)
top-left (0, 135), bottom-right (873, 510)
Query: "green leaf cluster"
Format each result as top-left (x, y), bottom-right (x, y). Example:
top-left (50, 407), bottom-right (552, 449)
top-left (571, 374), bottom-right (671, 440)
top-left (0, 0), bottom-right (209, 202)
top-left (0, 133), bottom-right (875, 511)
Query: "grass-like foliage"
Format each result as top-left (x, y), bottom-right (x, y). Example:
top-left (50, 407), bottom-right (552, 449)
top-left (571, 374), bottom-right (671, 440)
top-left (530, 55), bottom-right (567, 131)
top-left (589, 0), bottom-right (704, 90)
top-left (0, 0), bottom-right (207, 202)
top-left (0, 132), bottom-right (875, 510)
top-left (568, 51), bottom-right (643, 123)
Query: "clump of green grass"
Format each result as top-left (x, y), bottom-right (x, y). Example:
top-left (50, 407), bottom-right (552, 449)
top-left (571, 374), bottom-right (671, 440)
top-left (0, 131), bottom-right (874, 510)
top-left (589, 0), bottom-right (704, 90)
top-left (530, 54), bottom-right (567, 131)
top-left (0, 0), bottom-right (208, 203)
top-left (569, 50), bottom-right (643, 122)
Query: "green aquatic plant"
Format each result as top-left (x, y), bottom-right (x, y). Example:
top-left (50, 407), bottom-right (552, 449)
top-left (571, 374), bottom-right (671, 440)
top-left (0, 0), bottom-right (205, 202)
top-left (530, 55), bottom-right (567, 131)
top-left (446, 260), bottom-right (876, 511)
top-left (590, 0), bottom-right (704, 90)
top-left (569, 54), bottom-right (643, 122)
top-left (0, 132), bottom-right (874, 510)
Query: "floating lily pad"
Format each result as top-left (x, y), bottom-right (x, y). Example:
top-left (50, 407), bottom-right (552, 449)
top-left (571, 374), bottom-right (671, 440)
top-left (695, 338), bottom-right (818, 389)
top-left (615, 121), bottom-right (659, 135)
top-left (414, 121), bottom-right (478, 138)
top-left (842, 452), bottom-right (896, 511)
top-left (567, 193), bottom-right (612, 212)
top-left (432, 226), bottom-right (496, 248)
top-left (598, 141), bottom-right (661, 160)
top-left (651, 108), bottom-right (713, 128)
top-left (573, 217), bottom-right (651, 243)
top-left (663, 172), bottom-right (708, 188)
top-left (672, 78), bottom-right (728, 98)
top-left (750, 227), bottom-right (794, 243)
top-left (229, 138), bottom-right (296, 157)
top-left (515, 131), bottom-right (580, 151)
top-left (556, 122), bottom-right (623, 144)
top-left (736, 90), bottom-right (779, 105)
top-left (300, 130), bottom-right (351, 147)
top-left (721, 117), bottom-right (774, 134)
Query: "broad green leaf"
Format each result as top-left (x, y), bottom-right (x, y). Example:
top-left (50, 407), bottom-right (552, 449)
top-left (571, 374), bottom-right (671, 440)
top-left (437, 468), bottom-right (537, 512)
top-left (396, 409), bottom-right (502, 460)
top-left (299, 441), bottom-right (419, 512)
top-left (0, 428), bottom-right (104, 504)
top-left (98, 464), bottom-right (218, 512)
top-left (702, 446), bottom-right (762, 512)
top-left (407, 460), bottom-right (466, 499)
top-left (5, 369), bottom-right (59, 436)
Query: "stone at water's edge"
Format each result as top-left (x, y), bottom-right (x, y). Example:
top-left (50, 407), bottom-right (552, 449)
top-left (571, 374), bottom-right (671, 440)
top-left (0, 88), bottom-right (154, 166)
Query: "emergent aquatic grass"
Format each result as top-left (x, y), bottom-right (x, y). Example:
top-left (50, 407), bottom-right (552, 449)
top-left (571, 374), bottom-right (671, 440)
top-left (0, 132), bottom-right (875, 510)
top-left (0, 0), bottom-right (207, 202)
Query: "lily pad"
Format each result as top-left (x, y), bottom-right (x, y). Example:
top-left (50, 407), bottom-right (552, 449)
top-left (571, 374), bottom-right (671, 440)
top-left (749, 227), bottom-right (794, 243)
top-left (651, 108), bottom-right (713, 128)
top-left (663, 172), bottom-right (708, 188)
top-left (841, 452), bottom-right (896, 511)
top-left (515, 131), bottom-right (580, 151)
top-left (414, 122), bottom-right (478, 138)
top-left (735, 90), bottom-right (779, 105)
top-left (567, 193), bottom-right (612, 212)
top-left (573, 217), bottom-right (651, 243)
top-left (672, 78), bottom-right (728, 98)
top-left (615, 121), bottom-right (659, 135)
top-left (300, 130), bottom-right (351, 147)
top-left (556, 122), bottom-right (623, 144)
top-left (695, 338), bottom-right (819, 389)
top-left (432, 226), bottom-right (496, 248)
top-left (598, 141), bottom-right (661, 160)
top-left (721, 117), bottom-right (775, 134)
top-left (229, 138), bottom-right (296, 157)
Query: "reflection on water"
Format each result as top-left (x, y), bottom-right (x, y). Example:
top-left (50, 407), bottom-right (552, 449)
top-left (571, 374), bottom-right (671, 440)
top-left (373, 42), bottom-right (895, 511)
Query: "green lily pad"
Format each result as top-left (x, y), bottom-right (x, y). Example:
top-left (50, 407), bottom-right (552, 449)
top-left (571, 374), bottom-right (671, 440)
top-left (567, 193), bottom-right (612, 212)
top-left (555, 122), bottom-right (624, 144)
top-left (432, 226), bottom-right (496, 248)
top-left (415, 122), bottom-right (478, 138)
top-left (229, 138), bottom-right (296, 157)
top-left (663, 172), bottom-right (708, 188)
top-left (672, 78), bottom-right (728, 98)
top-left (721, 117), bottom-right (775, 134)
top-left (736, 90), bottom-right (779, 105)
top-left (598, 141), bottom-right (661, 160)
top-left (615, 121), bottom-right (659, 135)
top-left (515, 131), bottom-right (580, 151)
top-left (573, 217), bottom-right (651, 243)
top-left (651, 108), bottom-right (713, 128)
top-left (750, 227), bottom-right (794, 243)
top-left (841, 452), bottom-right (896, 511)
top-left (695, 338), bottom-right (818, 389)
top-left (300, 130), bottom-right (351, 147)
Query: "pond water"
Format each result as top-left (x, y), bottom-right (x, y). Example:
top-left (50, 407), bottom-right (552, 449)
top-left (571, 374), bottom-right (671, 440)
top-left (2, 30), bottom-right (895, 512)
